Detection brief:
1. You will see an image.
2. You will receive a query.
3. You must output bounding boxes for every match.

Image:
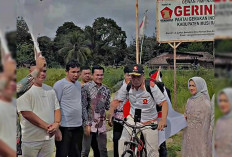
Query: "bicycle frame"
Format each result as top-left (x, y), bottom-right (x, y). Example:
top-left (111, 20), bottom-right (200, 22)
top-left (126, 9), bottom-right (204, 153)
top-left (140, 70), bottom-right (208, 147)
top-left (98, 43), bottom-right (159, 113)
top-left (114, 117), bottom-right (158, 157)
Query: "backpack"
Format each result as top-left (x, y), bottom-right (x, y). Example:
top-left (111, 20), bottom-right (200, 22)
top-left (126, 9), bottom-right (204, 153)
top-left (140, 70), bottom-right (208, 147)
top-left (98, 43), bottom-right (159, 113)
top-left (126, 79), bottom-right (165, 99)
top-left (124, 79), bottom-right (165, 117)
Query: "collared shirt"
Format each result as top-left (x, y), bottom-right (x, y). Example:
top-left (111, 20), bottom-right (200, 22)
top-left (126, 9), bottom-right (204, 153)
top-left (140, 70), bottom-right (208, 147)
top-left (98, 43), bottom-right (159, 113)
top-left (82, 81), bottom-right (111, 133)
top-left (114, 80), bottom-right (128, 119)
top-left (115, 82), bottom-right (166, 123)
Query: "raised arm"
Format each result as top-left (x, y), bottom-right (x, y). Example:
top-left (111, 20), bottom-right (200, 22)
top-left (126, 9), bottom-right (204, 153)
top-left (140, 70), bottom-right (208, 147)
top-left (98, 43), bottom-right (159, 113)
top-left (17, 57), bottom-right (46, 98)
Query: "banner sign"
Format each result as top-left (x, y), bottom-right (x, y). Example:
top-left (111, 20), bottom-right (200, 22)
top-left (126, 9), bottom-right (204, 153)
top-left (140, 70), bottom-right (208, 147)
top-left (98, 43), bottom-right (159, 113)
top-left (156, 0), bottom-right (215, 43)
top-left (215, 0), bottom-right (232, 39)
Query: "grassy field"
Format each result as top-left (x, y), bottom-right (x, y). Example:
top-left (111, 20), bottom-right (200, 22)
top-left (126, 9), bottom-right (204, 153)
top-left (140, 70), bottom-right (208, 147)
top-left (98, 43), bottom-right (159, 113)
top-left (17, 67), bottom-right (215, 157)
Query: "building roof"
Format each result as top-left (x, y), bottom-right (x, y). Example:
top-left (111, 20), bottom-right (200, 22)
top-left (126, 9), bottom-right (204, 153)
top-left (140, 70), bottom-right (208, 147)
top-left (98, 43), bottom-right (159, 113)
top-left (146, 52), bottom-right (214, 65)
top-left (215, 52), bottom-right (232, 65)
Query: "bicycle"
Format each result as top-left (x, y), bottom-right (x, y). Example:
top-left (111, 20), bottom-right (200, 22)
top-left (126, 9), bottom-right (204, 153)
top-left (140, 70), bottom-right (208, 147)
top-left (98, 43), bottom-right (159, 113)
top-left (113, 117), bottom-right (158, 157)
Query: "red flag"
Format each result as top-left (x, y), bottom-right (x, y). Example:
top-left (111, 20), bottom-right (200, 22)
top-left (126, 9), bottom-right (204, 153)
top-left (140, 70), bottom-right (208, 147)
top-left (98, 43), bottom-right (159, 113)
top-left (123, 100), bottom-right (130, 118)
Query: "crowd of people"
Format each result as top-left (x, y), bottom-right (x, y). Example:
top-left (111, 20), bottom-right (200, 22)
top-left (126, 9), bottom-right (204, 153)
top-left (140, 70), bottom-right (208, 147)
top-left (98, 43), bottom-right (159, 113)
top-left (0, 55), bottom-right (231, 157)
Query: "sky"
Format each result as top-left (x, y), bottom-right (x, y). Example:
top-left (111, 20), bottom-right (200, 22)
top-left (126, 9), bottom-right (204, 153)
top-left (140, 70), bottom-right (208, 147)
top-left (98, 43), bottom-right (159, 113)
top-left (17, 0), bottom-right (157, 45)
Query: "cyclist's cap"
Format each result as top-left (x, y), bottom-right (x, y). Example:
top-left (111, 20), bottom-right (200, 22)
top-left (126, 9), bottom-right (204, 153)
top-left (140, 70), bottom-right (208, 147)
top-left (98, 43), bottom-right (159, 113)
top-left (129, 64), bottom-right (144, 76)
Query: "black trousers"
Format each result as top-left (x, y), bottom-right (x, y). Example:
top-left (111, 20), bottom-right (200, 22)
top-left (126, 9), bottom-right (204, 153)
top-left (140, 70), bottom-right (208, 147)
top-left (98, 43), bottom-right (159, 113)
top-left (91, 132), bottom-right (100, 157)
top-left (55, 126), bottom-right (83, 157)
top-left (159, 141), bottom-right (167, 157)
top-left (113, 121), bottom-right (124, 157)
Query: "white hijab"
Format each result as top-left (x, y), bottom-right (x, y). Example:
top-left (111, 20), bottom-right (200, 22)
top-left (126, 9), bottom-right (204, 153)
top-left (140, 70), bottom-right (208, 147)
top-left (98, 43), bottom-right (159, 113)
top-left (218, 88), bottom-right (232, 118)
top-left (188, 77), bottom-right (210, 100)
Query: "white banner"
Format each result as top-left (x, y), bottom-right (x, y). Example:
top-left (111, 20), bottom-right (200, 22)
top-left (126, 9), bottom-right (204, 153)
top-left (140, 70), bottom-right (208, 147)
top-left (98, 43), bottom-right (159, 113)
top-left (215, 0), bottom-right (232, 39)
top-left (156, 0), bottom-right (215, 43)
top-left (158, 87), bottom-right (187, 146)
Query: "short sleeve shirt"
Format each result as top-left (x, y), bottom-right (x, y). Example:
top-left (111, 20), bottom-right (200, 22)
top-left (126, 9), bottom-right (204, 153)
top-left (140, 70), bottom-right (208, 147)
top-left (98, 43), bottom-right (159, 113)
top-left (116, 83), bottom-right (166, 122)
top-left (17, 84), bottom-right (60, 142)
top-left (53, 78), bottom-right (82, 127)
top-left (0, 100), bottom-right (16, 151)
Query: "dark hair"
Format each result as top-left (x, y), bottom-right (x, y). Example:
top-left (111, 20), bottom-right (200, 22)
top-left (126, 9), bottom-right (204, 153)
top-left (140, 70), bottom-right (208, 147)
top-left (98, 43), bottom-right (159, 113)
top-left (81, 65), bottom-right (91, 71)
top-left (124, 65), bottom-right (130, 74)
top-left (30, 61), bottom-right (36, 67)
top-left (149, 70), bottom-right (162, 78)
top-left (92, 65), bottom-right (104, 74)
top-left (66, 60), bottom-right (80, 71)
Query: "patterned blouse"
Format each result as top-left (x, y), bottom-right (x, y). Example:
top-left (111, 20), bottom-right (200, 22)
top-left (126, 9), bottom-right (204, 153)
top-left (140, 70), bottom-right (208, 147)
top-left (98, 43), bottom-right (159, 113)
top-left (82, 81), bottom-right (111, 133)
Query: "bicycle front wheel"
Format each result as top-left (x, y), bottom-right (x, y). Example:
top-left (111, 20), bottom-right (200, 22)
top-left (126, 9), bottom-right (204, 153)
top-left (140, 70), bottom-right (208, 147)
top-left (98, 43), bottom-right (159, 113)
top-left (121, 149), bottom-right (135, 157)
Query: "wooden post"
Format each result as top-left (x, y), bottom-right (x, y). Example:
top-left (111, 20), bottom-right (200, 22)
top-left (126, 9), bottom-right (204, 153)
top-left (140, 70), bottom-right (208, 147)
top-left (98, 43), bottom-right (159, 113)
top-left (168, 42), bottom-right (181, 109)
top-left (136, 0), bottom-right (139, 64)
top-left (139, 36), bottom-right (144, 64)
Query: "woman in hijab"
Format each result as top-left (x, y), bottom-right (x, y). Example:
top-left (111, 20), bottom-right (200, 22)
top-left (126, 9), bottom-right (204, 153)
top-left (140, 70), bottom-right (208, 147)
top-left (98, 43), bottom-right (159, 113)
top-left (182, 77), bottom-right (212, 157)
top-left (215, 88), bottom-right (232, 157)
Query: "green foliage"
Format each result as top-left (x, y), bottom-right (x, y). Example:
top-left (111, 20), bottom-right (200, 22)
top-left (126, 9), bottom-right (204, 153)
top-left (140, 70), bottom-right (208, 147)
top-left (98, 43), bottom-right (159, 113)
top-left (16, 18), bottom-right (34, 65)
top-left (15, 18), bottom-right (214, 68)
top-left (166, 133), bottom-right (183, 157)
top-left (17, 43), bottom-right (34, 64)
top-left (5, 31), bottom-right (17, 59)
top-left (90, 17), bottom-right (127, 65)
top-left (215, 39), bottom-right (232, 53)
top-left (178, 42), bottom-right (214, 54)
top-left (55, 22), bottom-right (82, 36)
top-left (57, 31), bottom-right (92, 65)
top-left (38, 36), bottom-right (58, 67)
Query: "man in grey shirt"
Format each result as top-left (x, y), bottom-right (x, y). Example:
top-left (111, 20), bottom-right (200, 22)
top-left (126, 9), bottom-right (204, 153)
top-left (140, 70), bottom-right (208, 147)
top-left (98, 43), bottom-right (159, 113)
top-left (53, 60), bottom-right (84, 157)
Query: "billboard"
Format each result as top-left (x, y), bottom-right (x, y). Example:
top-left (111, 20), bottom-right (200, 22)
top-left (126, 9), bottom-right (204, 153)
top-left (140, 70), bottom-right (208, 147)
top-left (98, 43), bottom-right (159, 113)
top-left (215, 0), bottom-right (232, 39)
top-left (156, 0), bottom-right (215, 43)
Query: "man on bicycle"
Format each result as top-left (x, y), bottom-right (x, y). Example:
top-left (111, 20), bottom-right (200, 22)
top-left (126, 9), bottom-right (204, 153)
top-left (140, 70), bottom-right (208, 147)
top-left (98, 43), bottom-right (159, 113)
top-left (109, 64), bottom-right (168, 157)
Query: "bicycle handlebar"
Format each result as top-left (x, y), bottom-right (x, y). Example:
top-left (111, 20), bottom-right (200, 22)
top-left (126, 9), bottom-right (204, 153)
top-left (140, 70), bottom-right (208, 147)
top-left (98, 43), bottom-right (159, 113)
top-left (113, 117), bottom-right (158, 130)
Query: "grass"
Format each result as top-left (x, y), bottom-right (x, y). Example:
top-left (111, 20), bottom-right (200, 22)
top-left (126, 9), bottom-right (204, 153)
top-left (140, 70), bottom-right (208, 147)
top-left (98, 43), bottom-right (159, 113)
top-left (17, 67), bottom-right (214, 157)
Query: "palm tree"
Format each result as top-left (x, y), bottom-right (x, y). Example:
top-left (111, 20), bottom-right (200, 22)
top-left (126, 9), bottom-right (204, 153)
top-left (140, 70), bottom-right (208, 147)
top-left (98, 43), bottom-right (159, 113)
top-left (58, 31), bottom-right (92, 65)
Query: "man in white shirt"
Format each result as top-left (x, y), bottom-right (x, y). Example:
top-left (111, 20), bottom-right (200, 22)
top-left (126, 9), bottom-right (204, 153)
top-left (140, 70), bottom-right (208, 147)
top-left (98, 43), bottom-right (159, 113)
top-left (17, 65), bottom-right (61, 157)
top-left (0, 59), bottom-right (17, 157)
top-left (109, 64), bottom-right (168, 157)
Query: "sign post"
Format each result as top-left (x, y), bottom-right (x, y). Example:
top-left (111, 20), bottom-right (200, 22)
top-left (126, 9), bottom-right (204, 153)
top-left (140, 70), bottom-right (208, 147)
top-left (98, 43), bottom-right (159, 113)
top-left (156, 0), bottom-right (214, 109)
top-left (168, 42), bottom-right (181, 109)
top-left (136, 0), bottom-right (139, 64)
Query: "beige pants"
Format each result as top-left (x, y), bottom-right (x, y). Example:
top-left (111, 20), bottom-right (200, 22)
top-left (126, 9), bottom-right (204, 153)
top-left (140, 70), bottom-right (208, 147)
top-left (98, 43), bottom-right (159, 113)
top-left (22, 139), bottom-right (54, 157)
top-left (118, 116), bottom-right (159, 157)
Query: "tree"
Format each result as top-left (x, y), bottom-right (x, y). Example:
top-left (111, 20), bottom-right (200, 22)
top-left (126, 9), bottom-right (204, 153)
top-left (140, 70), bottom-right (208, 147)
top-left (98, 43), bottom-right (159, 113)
top-left (90, 17), bottom-right (127, 65)
top-left (38, 36), bottom-right (58, 67)
top-left (55, 22), bottom-right (82, 37)
top-left (178, 42), bottom-right (214, 54)
top-left (5, 31), bottom-right (17, 59)
top-left (57, 31), bottom-right (92, 65)
top-left (16, 18), bottom-right (34, 65)
top-left (125, 36), bottom-right (172, 64)
top-left (215, 39), bottom-right (232, 53)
